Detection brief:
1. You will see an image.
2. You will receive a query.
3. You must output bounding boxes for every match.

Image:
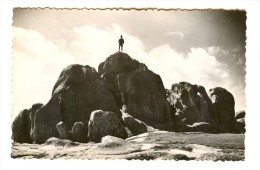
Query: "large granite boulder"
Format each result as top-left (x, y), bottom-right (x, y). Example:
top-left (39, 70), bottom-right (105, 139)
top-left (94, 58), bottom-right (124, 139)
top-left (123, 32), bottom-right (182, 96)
top-left (33, 64), bottom-right (120, 144)
top-left (235, 111), bottom-right (245, 120)
top-left (29, 103), bottom-right (43, 141)
top-left (56, 121), bottom-right (69, 139)
top-left (70, 122), bottom-right (88, 143)
top-left (122, 111), bottom-right (155, 136)
top-left (12, 103), bottom-right (43, 143)
top-left (12, 109), bottom-right (31, 143)
top-left (209, 87), bottom-right (237, 133)
top-left (234, 111), bottom-right (246, 133)
top-left (167, 82), bottom-right (212, 131)
top-left (33, 98), bottom-right (61, 143)
top-left (88, 110), bottom-right (128, 142)
top-left (99, 52), bottom-right (173, 131)
top-left (235, 118), bottom-right (245, 134)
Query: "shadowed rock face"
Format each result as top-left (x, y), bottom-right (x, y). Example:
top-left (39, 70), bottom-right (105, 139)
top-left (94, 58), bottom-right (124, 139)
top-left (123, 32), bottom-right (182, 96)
top-left (235, 118), bottom-right (245, 134)
top-left (33, 64), bottom-right (120, 144)
top-left (29, 103), bottom-right (43, 141)
top-left (56, 121), bottom-right (69, 139)
top-left (12, 109), bottom-right (31, 143)
top-left (13, 52), bottom-right (244, 145)
top-left (98, 52), bottom-right (141, 108)
top-left (16, 53), bottom-right (173, 144)
top-left (122, 111), bottom-right (156, 136)
top-left (71, 122), bottom-right (88, 143)
top-left (234, 111), bottom-right (245, 133)
top-left (12, 103), bottom-right (43, 143)
top-left (88, 110), bottom-right (128, 142)
top-left (33, 98), bottom-right (61, 143)
top-left (167, 82), bottom-right (212, 131)
top-left (99, 52), bottom-right (173, 131)
top-left (235, 110), bottom-right (245, 119)
top-left (209, 87), bottom-right (237, 133)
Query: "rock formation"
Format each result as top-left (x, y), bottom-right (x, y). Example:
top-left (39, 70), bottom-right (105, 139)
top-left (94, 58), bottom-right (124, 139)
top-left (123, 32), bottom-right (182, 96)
top-left (12, 52), bottom-right (245, 145)
top-left (33, 98), bottom-right (62, 143)
top-left (29, 103), bottom-right (43, 140)
top-left (234, 111), bottom-right (246, 133)
top-left (167, 83), bottom-right (240, 133)
top-left (33, 64), bottom-right (120, 143)
top-left (12, 103), bottom-right (43, 143)
top-left (209, 87), bottom-right (237, 133)
top-left (12, 109), bottom-right (31, 143)
top-left (88, 110), bottom-right (128, 142)
top-left (56, 121), bottom-right (69, 139)
top-left (235, 110), bottom-right (245, 120)
top-left (99, 52), bottom-right (173, 131)
top-left (122, 111), bottom-right (156, 136)
top-left (167, 82), bottom-right (212, 131)
top-left (71, 122), bottom-right (88, 143)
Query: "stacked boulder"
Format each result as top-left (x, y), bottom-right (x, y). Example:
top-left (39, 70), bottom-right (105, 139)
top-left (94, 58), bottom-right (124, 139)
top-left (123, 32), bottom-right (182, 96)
top-left (167, 82), bottom-right (214, 132)
top-left (234, 110), bottom-right (246, 133)
top-left (88, 110), bottom-right (128, 142)
top-left (12, 103), bottom-right (43, 143)
top-left (32, 64), bottom-right (121, 143)
top-left (12, 52), bottom-right (174, 144)
top-left (167, 83), bottom-right (244, 133)
top-left (99, 52), bottom-right (173, 131)
top-left (12, 109), bottom-right (32, 143)
top-left (12, 52), bottom-right (245, 144)
top-left (208, 87), bottom-right (238, 133)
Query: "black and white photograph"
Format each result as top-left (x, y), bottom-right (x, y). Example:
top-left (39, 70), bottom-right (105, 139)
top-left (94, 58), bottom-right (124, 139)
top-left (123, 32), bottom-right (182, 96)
top-left (11, 8), bottom-right (246, 160)
top-left (0, 1), bottom-right (259, 170)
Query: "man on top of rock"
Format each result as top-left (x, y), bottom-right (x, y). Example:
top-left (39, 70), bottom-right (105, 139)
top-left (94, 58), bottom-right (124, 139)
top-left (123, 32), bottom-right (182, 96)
top-left (118, 35), bottom-right (124, 52)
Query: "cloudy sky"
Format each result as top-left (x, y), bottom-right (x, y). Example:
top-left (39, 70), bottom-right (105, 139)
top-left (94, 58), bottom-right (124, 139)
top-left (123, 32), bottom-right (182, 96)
top-left (12, 8), bottom-right (246, 119)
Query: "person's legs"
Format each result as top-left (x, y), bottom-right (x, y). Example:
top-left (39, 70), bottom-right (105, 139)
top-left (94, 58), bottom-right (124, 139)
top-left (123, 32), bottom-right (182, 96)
top-left (119, 45), bottom-right (123, 52)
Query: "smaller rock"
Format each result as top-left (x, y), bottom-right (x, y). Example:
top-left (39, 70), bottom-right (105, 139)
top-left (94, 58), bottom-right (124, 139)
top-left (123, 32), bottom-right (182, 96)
top-left (12, 109), bottom-right (31, 143)
top-left (235, 111), bottom-right (245, 120)
top-left (30, 103), bottom-right (43, 141)
top-left (71, 122), bottom-right (88, 143)
top-left (122, 112), bottom-right (152, 136)
top-left (101, 135), bottom-right (127, 146)
top-left (209, 87), bottom-right (236, 133)
top-left (56, 121), bottom-right (69, 139)
top-left (173, 110), bottom-right (189, 132)
top-left (88, 110), bottom-right (128, 142)
top-left (235, 118), bottom-right (245, 134)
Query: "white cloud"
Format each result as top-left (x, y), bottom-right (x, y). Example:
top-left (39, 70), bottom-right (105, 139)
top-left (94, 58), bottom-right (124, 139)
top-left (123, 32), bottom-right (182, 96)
top-left (147, 45), bottom-right (228, 88)
top-left (167, 31), bottom-right (184, 39)
top-left (206, 45), bottom-right (246, 111)
top-left (69, 24), bottom-right (148, 68)
top-left (148, 45), bottom-right (245, 112)
top-left (12, 24), bottom-right (245, 119)
top-left (13, 27), bottom-right (77, 119)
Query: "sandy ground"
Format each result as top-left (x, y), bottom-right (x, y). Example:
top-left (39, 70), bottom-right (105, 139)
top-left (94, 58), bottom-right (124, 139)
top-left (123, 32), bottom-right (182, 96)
top-left (11, 131), bottom-right (245, 161)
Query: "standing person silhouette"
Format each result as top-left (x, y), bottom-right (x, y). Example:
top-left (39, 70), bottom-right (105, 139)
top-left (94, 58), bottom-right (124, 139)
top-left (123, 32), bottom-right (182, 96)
top-left (118, 35), bottom-right (124, 52)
